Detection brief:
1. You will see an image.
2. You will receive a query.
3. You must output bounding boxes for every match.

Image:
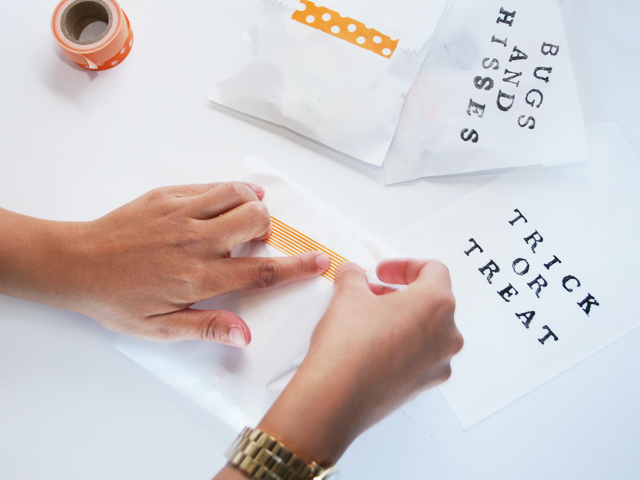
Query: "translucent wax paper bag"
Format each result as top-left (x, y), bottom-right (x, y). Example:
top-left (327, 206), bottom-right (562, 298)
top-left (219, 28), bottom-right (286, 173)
top-left (210, 0), bottom-right (450, 166)
top-left (114, 155), bottom-right (399, 431)
top-left (384, 0), bottom-right (588, 183)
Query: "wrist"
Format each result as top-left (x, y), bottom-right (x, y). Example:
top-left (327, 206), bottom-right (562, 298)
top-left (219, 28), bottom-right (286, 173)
top-left (257, 356), bottom-right (363, 467)
top-left (0, 208), bottom-right (89, 311)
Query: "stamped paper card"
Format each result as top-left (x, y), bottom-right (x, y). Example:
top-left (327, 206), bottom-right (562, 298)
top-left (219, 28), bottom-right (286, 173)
top-left (384, 0), bottom-right (587, 182)
top-left (391, 123), bottom-right (640, 428)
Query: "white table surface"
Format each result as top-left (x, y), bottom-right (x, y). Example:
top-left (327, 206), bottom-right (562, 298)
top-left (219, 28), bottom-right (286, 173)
top-left (1, 1), bottom-right (639, 479)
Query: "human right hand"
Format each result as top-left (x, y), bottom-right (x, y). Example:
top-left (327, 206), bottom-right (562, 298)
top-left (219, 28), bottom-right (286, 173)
top-left (256, 259), bottom-right (463, 466)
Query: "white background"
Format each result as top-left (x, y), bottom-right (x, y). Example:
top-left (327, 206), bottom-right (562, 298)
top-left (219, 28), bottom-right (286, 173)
top-left (1, 1), bottom-right (638, 479)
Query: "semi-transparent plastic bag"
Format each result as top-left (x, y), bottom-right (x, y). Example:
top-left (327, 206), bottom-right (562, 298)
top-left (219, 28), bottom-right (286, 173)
top-left (114, 155), bottom-right (399, 430)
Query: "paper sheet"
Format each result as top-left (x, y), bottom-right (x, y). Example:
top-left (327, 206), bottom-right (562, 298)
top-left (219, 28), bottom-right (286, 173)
top-left (114, 155), bottom-right (399, 431)
top-left (390, 123), bottom-right (640, 428)
top-left (211, 0), bottom-right (450, 166)
top-left (383, 0), bottom-right (587, 183)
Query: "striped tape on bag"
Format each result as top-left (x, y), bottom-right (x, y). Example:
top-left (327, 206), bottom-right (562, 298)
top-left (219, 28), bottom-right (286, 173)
top-left (264, 217), bottom-right (349, 283)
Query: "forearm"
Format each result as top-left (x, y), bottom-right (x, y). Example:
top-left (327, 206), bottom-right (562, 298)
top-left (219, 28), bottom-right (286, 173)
top-left (213, 359), bottom-right (357, 480)
top-left (257, 357), bottom-right (362, 467)
top-left (0, 207), bottom-right (84, 310)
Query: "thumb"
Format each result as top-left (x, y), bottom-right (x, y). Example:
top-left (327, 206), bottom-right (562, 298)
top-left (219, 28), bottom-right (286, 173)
top-left (334, 262), bottom-right (371, 296)
top-left (144, 308), bottom-right (251, 347)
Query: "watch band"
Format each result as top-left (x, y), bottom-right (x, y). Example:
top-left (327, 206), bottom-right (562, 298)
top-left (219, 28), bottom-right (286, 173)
top-left (226, 427), bottom-right (336, 480)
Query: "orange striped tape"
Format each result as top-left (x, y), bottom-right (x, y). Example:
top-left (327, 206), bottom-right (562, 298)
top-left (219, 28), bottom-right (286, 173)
top-left (264, 217), bottom-right (349, 283)
top-left (292, 0), bottom-right (399, 58)
top-left (52, 0), bottom-right (133, 71)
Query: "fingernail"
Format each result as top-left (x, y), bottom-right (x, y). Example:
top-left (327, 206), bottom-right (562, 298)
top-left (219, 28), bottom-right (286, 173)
top-left (316, 253), bottom-right (331, 271)
top-left (250, 184), bottom-right (264, 196)
top-left (229, 326), bottom-right (247, 347)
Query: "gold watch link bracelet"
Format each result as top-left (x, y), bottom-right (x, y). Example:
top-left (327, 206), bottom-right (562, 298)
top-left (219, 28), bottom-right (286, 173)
top-left (226, 427), bottom-right (338, 480)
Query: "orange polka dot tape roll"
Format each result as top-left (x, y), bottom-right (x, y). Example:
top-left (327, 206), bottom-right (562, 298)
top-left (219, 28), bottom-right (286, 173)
top-left (52, 0), bottom-right (133, 71)
top-left (292, 0), bottom-right (399, 58)
top-left (264, 217), bottom-right (349, 283)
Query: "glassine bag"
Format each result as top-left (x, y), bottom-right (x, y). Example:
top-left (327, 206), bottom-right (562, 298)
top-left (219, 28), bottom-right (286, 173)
top-left (210, 0), bottom-right (450, 167)
top-left (383, 0), bottom-right (588, 183)
top-left (114, 155), bottom-right (399, 431)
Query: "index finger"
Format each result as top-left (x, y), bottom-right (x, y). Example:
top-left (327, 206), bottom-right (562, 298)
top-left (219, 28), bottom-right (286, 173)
top-left (376, 258), bottom-right (451, 289)
top-left (167, 182), bottom-right (265, 200)
top-left (207, 251), bottom-right (331, 295)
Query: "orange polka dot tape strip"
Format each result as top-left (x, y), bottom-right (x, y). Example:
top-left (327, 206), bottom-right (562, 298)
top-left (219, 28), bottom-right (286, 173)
top-left (52, 0), bottom-right (133, 71)
top-left (264, 217), bottom-right (349, 283)
top-left (292, 0), bottom-right (399, 58)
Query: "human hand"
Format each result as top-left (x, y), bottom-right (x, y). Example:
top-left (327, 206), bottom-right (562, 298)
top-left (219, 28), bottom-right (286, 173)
top-left (0, 183), bottom-right (329, 346)
top-left (257, 259), bottom-right (463, 465)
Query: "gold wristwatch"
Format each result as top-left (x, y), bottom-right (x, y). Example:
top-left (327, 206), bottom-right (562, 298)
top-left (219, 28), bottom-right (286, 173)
top-left (226, 427), bottom-right (339, 480)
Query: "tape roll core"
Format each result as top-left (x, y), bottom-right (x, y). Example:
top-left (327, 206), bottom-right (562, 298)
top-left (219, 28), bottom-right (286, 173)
top-left (52, 0), bottom-right (133, 71)
top-left (61, 0), bottom-right (113, 45)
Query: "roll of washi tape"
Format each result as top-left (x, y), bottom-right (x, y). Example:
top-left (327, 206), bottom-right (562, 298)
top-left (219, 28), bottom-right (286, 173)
top-left (51, 0), bottom-right (133, 71)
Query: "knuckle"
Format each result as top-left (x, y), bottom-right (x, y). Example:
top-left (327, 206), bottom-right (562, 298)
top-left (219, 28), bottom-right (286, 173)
top-left (450, 330), bottom-right (464, 355)
top-left (145, 186), bottom-right (173, 204)
top-left (152, 325), bottom-right (176, 341)
top-left (144, 318), bottom-right (180, 342)
top-left (428, 258), bottom-right (446, 269)
top-left (246, 200), bottom-right (269, 220)
top-left (444, 291), bottom-right (457, 312)
top-left (199, 315), bottom-right (224, 342)
top-left (246, 201), bottom-right (271, 233)
top-left (103, 317), bottom-right (143, 337)
top-left (429, 259), bottom-right (451, 281)
top-left (293, 254), bottom-right (311, 275)
top-left (143, 187), bottom-right (183, 218)
top-left (434, 288), bottom-right (456, 314)
top-left (255, 258), bottom-right (279, 288)
top-left (225, 182), bottom-right (254, 202)
top-left (162, 266), bottom-right (209, 303)
top-left (336, 270), bottom-right (358, 290)
top-left (435, 259), bottom-right (451, 275)
top-left (439, 363), bottom-right (453, 383)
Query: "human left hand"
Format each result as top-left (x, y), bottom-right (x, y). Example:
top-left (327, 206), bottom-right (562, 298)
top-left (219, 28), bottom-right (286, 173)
top-left (0, 182), bottom-right (330, 347)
